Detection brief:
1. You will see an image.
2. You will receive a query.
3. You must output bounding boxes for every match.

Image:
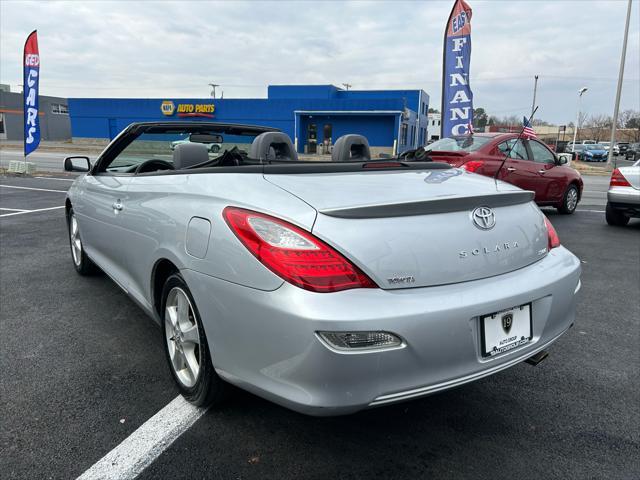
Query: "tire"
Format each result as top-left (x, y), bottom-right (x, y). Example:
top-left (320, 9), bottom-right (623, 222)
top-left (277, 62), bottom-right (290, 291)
top-left (557, 184), bottom-right (579, 214)
top-left (161, 273), bottom-right (226, 407)
top-left (605, 203), bottom-right (630, 226)
top-left (67, 207), bottom-right (98, 275)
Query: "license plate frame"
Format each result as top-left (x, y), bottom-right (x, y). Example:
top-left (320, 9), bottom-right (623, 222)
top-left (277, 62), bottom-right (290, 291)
top-left (480, 303), bottom-right (533, 358)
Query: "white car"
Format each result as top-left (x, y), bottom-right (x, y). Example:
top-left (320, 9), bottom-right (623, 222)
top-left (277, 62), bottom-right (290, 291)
top-left (606, 159), bottom-right (640, 226)
top-left (599, 142), bottom-right (619, 156)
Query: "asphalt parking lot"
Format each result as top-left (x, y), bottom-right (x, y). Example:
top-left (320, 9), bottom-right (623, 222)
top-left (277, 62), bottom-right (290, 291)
top-left (0, 173), bottom-right (638, 480)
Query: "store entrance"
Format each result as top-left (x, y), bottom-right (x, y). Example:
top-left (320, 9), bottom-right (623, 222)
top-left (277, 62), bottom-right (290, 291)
top-left (306, 123), bottom-right (317, 154)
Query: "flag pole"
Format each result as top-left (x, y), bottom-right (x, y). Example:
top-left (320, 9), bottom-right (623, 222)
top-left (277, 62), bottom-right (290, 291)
top-left (607, 0), bottom-right (632, 166)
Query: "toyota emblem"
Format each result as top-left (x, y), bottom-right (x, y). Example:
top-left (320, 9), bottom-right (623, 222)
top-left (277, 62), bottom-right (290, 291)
top-left (472, 206), bottom-right (496, 230)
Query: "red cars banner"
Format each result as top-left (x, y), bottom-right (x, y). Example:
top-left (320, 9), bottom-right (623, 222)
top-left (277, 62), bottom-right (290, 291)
top-left (441, 0), bottom-right (474, 138)
top-left (23, 30), bottom-right (40, 156)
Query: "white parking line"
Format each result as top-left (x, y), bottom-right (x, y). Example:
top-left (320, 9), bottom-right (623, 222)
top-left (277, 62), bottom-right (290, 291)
top-left (76, 395), bottom-right (206, 480)
top-left (34, 176), bottom-right (76, 182)
top-left (0, 207), bottom-right (29, 212)
top-left (577, 209), bottom-right (605, 213)
top-left (0, 206), bottom-right (65, 217)
top-left (0, 184), bottom-right (68, 193)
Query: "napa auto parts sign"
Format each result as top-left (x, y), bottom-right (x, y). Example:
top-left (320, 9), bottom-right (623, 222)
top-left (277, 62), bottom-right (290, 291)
top-left (161, 100), bottom-right (215, 118)
top-left (24, 30), bottom-right (40, 156)
top-left (441, 0), bottom-right (474, 137)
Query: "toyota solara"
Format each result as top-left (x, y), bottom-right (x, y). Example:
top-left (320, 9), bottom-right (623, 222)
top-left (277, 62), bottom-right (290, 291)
top-left (64, 122), bottom-right (581, 415)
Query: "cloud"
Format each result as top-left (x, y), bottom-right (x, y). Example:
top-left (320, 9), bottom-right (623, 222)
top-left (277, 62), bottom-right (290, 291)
top-left (1, 0), bottom-right (638, 123)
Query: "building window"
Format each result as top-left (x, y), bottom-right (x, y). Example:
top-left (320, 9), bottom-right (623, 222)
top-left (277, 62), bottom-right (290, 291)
top-left (51, 103), bottom-right (69, 115)
top-left (400, 123), bottom-right (408, 145)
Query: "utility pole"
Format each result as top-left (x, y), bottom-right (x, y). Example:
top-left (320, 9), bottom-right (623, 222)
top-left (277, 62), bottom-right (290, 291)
top-left (572, 87), bottom-right (588, 152)
top-left (208, 83), bottom-right (219, 99)
top-left (342, 83), bottom-right (352, 91)
top-left (531, 75), bottom-right (539, 118)
top-left (607, 0), bottom-right (632, 165)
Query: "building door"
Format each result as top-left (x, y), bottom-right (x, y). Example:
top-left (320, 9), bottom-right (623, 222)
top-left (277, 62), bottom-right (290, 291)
top-left (0, 113), bottom-right (6, 140)
top-left (323, 124), bottom-right (332, 146)
top-left (307, 123), bottom-right (317, 154)
top-left (108, 118), bottom-right (119, 140)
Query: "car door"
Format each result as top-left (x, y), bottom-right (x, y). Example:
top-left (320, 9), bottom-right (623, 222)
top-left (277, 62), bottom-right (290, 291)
top-left (496, 138), bottom-right (540, 193)
top-left (74, 173), bottom-right (133, 290)
top-left (119, 173), bottom-right (191, 309)
top-left (527, 139), bottom-right (566, 203)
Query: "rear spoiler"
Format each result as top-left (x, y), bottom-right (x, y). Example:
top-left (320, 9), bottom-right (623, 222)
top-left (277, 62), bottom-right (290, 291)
top-left (319, 191), bottom-right (535, 219)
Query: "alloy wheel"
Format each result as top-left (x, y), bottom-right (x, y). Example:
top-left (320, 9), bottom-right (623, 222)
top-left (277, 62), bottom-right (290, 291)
top-left (164, 287), bottom-right (201, 388)
top-left (70, 214), bottom-right (82, 266)
top-left (566, 188), bottom-right (578, 212)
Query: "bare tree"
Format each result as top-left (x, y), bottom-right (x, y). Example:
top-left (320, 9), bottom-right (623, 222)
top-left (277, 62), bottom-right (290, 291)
top-left (618, 109), bottom-right (640, 142)
top-left (583, 115), bottom-right (613, 142)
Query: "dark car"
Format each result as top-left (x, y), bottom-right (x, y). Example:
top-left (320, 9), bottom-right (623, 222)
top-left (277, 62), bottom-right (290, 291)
top-left (625, 143), bottom-right (640, 161)
top-left (424, 133), bottom-right (584, 214)
top-left (618, 143), bottom-right (630, 156)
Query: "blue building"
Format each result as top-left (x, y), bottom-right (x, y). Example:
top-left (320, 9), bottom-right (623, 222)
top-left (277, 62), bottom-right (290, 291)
top-left (69, 85), bottom-right (430, 155)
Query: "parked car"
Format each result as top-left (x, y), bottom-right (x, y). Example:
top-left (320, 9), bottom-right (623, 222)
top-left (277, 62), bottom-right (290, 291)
top-left (171, 133), bottom-right (221, 153)
top-left (569, 143), bottom-right (587, 160)
top-left (62, 122), bottom-right (581, 415)
top-left (579, 144), bottom-right (608, 162)
top-left (599, 141), bottom-right (619, 156)
top-left (606, 159), bottom-right (640, 226)
top-left (624, 143), bottom-right (640, 162)
top-left (617, 143), bottom-right (630, 156)
top-left (423, 133), bottom-right (584, 214)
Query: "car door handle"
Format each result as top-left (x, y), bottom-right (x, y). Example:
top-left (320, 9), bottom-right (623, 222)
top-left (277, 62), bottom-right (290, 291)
top-left (112, 200), bottom-right (123, 211)
top-left (506, 167), bottom-right (516, 172)
top-left (538, 169), bottom-right (546, 174)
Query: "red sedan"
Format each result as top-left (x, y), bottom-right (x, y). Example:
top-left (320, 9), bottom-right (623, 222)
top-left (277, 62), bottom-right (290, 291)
top-left (424, 133), bottom-right (584, 214)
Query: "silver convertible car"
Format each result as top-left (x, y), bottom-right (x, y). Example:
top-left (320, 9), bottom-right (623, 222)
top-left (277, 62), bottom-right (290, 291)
top-left (64, 122), bottom-right (581, 415)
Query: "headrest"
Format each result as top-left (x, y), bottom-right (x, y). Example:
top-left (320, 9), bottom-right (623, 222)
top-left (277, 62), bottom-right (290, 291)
top-left (331, 134), bottom-right (371, 162)
top-left (250, 132), bottom-right (298, 162)
top-left (173, 143), bottom-right (209, 170)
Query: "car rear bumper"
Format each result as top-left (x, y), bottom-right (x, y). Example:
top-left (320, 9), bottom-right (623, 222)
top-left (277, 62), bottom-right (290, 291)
top-left (183, 246), bottom-right (581, 416)
top-left (608, 187), bottom-right (640, 206)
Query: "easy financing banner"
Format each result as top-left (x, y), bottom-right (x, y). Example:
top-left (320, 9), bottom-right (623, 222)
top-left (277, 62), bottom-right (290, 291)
top-left (23, 30), bottom-right (40, 156)
top-left (441, 0), bottom-right (474, 138)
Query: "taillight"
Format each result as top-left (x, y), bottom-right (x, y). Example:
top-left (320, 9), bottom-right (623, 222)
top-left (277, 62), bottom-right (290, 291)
top-left (610, 168), bottom-right (631, 187)
top-left (544, 217), bottom-right (560, 250)
top-left (223, 207), bottom-right (377, 293)
top-left (462, 160), bottom-right (484, 173)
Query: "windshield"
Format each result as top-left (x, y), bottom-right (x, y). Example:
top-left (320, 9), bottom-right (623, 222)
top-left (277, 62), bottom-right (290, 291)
top-left (424, 136), bottom-right (492, 153)
top-left (585, 144), bottom-right (604, 150)
top-left (107, 130), bottom-right (258, 171)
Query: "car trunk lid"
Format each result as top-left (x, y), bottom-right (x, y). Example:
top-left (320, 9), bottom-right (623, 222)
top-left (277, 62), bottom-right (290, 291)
top-left (265, 169), bottom-right (549, 289)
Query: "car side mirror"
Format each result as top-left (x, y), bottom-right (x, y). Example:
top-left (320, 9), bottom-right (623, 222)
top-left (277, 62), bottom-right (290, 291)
top-left (64, 156), bottom-right (91, 172)
top-left (556, 154), bottom-right (569, 165)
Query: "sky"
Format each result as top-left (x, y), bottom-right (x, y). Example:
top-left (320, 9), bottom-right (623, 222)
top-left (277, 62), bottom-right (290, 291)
top-left (1, 0), bottom-right (638, 125)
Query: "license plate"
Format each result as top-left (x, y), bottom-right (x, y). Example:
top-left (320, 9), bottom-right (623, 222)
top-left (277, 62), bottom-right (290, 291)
top-left (481, 304), bottom-right (532, 357)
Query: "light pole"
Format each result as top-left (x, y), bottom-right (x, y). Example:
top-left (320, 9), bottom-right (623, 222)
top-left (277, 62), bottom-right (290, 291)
top-left (342, 83), bottom-right (352, 91)
top-left (607, 0), bottom-right (632, 165)
top-left (208, 83), bottom-right (219, 99)
top-left (571, 87), bottom-right (588, 153)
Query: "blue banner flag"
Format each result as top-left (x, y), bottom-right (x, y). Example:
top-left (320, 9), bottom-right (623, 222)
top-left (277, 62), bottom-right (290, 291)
top-left (441, 0), bottom-right (474, 138)
top-left (23, 30), bottom-right (40, 156)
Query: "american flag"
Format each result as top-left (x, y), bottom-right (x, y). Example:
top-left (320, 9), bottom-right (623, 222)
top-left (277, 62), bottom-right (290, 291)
top-left (522, 117), bottom-right (537, 138)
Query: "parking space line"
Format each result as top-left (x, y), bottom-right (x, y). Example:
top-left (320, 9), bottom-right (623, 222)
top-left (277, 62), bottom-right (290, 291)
top-left (0, 206), bottom-right (65, 217)
top-left (0, 184), bottom-right (68, 193)
top-left (577, 209), bottom-right (605, 213)
top-left (76, 395), bottom-right (206, 480)
top-left (34, 177), bottom-right (76, 182)
top-left (0, 207), bottom-right (29, 212)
